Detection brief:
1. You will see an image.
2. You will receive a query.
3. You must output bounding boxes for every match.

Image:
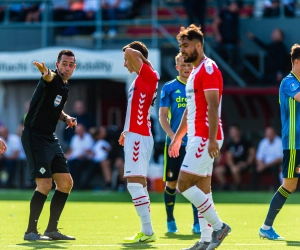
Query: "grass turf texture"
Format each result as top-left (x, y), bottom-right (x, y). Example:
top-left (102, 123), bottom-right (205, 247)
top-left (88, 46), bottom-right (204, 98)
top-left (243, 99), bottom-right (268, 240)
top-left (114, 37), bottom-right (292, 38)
top-left (1, 191), bottom-right (300, 249)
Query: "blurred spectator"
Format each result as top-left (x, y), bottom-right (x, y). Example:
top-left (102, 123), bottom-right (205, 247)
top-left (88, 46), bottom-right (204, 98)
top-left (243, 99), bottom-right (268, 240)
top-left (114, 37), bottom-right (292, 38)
top-left (262, 0), bottom-right (295, 17)
top-left (17, 100), bottom-right (30, 136)
top-left (0, 126), bottom-right (21, 188)
top-left (262, 0), bottom-right (280, 17)
top-left (25, 2), bottom-right (43, 23)
top-left (183, 0), bottom-right (207, 31)
top-left (283, 0), bottom-right (295, 17)
top-left (212, 0), bottom-right (242, 74)
top-left (213, 124), bottom-right (256, 190)
top-left (253, 127), bottom-right (282, 190)
top-left (65, 123), bottom-right (94, 189)
top-left (51, 0), bottom-right (71, 21)
top-left (101, 0), bottom-right (133, 38)
top-left (63, 100), bottom-right (95, 148)
top-left (247, 28), bottom-right (288, 85)
top-left (0, 5), bottom-right (5, 22)
top-left (88, 126), bottom-right (113, 190)
top-left (106, 125), bottom-right (125, 191)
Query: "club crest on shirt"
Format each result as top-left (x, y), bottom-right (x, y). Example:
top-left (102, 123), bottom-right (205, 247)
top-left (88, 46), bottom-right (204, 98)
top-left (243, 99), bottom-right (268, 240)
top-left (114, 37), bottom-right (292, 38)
top-left (54, 95), bottom-right (62, 107)
top-left (205, 64), bottom-right (214, 75)
top-left (295, 166), bottom-right (300, 174)
top-left (290, 82), bottom-right (299, 91)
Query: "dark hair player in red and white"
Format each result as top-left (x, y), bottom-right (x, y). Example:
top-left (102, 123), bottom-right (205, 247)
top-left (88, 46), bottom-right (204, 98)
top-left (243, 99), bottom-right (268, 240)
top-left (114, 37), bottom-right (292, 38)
top-left (169, 24), bottom-right (231, 250)
top-left (118, 41), bottom-right (159, 243)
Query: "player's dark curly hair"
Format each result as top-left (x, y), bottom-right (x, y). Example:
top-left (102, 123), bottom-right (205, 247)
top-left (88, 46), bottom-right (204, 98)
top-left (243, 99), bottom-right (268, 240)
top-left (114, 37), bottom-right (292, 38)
top-left (291, 44), bottom-right (300, 63)
top-left (176, 24), bottom-right (204, 45)
top-left (122, 41), bottom-right (149, 59)
top-left (57, 50), bottom-right (76, 63)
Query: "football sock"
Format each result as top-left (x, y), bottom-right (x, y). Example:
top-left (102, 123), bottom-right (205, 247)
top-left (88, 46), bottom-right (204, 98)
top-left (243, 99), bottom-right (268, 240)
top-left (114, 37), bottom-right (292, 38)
top-left (164, 186), bottom-right (176, 222)
top-left (128, 183), bottom-right (153, 236)
top-left (199, 193), bottom-right (214, 243)
top-left (264, 186), bottom-right (291, 227)
top-left (192, 204), bottom-right (198, 225)
top-left (182, 186), bottom-right (222, 230)
top-left (45, 190), bottom-right (69, 232)
top-left (26, 191), bottom-right (47, 233)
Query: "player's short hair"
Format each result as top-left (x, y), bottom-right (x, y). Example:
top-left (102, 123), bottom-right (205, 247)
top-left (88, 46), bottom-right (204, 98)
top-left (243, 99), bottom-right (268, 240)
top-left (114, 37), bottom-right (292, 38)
top-left (176, 24), bottom-right (204, 45)
top-left (57, 50), bottom-right (76, 63)
top-left (122, 41), bottom-right (149, 59)
top-left (290, 44), bottom-right (300, 63)
top-left (175, 53), bottom-right (183, 65)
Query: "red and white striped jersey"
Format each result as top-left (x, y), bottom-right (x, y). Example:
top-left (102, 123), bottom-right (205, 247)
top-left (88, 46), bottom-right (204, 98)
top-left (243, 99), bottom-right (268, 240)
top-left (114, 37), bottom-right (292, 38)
top-left (186, 57), bottom-right (223, 140)
top-left (124, 63), bottom-right (160, 136)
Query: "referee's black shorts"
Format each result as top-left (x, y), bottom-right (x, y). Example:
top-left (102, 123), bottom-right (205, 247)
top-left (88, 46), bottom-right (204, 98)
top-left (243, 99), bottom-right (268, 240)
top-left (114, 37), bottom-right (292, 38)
top-left (163, 145), bottom-right (186, 182)
top-left (21, 127), bottom-right (69, 180)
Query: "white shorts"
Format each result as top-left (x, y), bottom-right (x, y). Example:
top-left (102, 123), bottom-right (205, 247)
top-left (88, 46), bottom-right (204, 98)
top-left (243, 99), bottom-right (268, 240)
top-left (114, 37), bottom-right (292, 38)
top-left (123, 132), bottom-right (154, 178)
top-left (181, 136), bottom-right (223, 177)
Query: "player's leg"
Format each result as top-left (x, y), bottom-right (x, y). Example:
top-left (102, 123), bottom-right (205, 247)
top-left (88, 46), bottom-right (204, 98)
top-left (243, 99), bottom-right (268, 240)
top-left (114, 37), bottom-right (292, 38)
top-left (163, 144), bottom-right (179, 232)
top-left (21, 128), bottom-right (52, 241)
top-left (43, 139), bottom-right (75, 240)
top-left (259, 149), bottom-right (300, 240)
top-left (179, 137), bottom-right (230, 250)
top-left (123, 133), bottom-right (155, 243)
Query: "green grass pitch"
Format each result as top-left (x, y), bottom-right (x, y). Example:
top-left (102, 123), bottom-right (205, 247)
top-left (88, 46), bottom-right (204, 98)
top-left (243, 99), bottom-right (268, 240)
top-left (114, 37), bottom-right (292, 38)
top-left (1, 190), bottom-right (300, 249)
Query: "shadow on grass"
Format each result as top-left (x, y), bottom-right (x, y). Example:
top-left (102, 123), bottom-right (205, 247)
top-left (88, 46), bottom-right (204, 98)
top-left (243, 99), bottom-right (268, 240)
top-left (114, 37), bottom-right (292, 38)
top-left (120, 243), bottom-right (158, 249)
top-left (16, 241), bottom-right (70, 249)
top-left (286, 240), bottom-right (300, 247)
top-left (160, 232), bottom-right (198, 240)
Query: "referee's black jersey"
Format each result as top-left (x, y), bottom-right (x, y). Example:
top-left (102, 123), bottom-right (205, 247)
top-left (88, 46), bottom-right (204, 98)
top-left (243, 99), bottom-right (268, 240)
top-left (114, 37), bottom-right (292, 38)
top-left (24, 70), bottom-right (69, 134)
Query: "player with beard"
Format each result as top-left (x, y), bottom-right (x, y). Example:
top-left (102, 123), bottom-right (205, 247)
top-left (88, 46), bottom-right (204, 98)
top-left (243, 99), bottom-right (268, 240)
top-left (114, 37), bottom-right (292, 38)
top-left (169, 24), bottom-right (231, 250)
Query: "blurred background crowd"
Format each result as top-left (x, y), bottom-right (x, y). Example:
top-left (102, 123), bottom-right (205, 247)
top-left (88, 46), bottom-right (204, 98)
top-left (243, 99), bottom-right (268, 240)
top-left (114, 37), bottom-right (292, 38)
top-left (0, 0), bottom-right (297, 191)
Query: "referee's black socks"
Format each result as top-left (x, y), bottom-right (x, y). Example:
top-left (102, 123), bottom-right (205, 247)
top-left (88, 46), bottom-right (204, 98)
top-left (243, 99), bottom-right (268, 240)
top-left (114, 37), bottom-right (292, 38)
top-left (26, 191), bottom-right (47, 233)
top-left (45, 190), bottom-right (69, 232)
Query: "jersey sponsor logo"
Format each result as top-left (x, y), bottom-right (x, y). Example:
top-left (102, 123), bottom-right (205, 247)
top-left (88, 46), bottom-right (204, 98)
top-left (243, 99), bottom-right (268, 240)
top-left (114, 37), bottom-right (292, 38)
top-left (290, 82), bottom-right (299, 91)
top-left (182, 164), bottom-right (188, 168)
top-left (54, 95), bottom-right (62, 107)
top-left (39, 167), bottom-right (46, 174)
top-left (175, 89), bottom-right (181, 93)
top-left (176, 96), bottom-right (187, 108)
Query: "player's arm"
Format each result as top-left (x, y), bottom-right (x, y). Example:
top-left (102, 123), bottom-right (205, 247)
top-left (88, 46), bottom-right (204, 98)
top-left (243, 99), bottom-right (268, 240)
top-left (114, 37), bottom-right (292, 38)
top-left (159, 107), bottom-right (175, 140)
top-left (168, 109), bottom-right (187, 158)
top-left (124, 48), bottom-right (153, 72)
top-left (60, 111), bottom-right (77, 128)
top-left (205, 90), bottom-right (220, 158)
top-left (294, 92), bottom-right (300, 102)
top-left (33, 61), bottom-right (56, 83)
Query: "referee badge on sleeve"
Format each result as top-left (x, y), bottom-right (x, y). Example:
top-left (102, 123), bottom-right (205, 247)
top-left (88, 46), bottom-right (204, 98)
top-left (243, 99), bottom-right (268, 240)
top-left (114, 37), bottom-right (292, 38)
top-left (54, 95), bottom-right (62, 107)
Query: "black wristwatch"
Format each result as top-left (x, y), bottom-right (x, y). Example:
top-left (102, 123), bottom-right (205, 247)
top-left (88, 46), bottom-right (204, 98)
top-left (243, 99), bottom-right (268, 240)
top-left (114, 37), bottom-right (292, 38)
top-left (63, 115), bottom-right (68, 123)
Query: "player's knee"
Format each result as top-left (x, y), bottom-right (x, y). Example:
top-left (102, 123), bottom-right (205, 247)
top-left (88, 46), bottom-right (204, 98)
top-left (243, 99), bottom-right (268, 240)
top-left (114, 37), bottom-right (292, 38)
top-left (36, 179), bottom-right (53, 194)
top-left (57, 177), bottom-right (73, 193)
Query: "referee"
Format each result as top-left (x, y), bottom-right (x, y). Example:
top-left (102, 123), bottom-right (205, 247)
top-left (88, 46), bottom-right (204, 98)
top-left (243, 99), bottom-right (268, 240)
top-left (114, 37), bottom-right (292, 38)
top-left (22, 50), bottom-right (77, 241)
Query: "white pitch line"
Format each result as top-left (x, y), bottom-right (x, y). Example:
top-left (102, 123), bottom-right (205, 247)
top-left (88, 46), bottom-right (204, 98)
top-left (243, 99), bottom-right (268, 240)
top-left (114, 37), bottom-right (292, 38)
top-left (6, 242), bottom-right (300, 248)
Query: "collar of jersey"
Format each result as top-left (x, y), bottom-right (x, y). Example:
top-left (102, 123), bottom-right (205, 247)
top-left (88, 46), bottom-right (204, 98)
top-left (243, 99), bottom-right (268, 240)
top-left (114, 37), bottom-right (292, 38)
top-left (176, 76), bottom-right (186, 85)
top-left (291, 71), bottom-right (300, 82)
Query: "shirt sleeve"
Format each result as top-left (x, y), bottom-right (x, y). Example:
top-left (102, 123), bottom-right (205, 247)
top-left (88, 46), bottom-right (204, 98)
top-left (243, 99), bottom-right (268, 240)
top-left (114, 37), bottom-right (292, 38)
top-left (201, 63), bottom-right (220, 91)
top-left (159, 84), bottom-right (170, 107)
top-left (139, 63), bottom-right (159, 84)
top-left (281, 79), bottom-right (300, 98)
